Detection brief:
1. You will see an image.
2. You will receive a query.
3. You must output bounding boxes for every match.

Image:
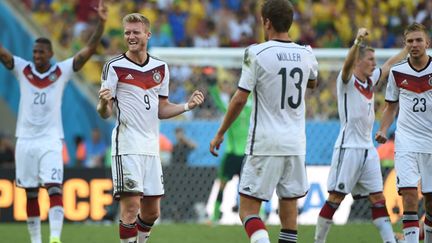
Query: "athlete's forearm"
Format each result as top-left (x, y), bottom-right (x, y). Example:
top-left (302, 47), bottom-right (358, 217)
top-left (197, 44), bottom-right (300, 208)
top-left (97, 99), bottom-right (113, 119)
top-left (378, 102), bottom-right (398, 133)
top-left (0, 44), bottom-right (13, 70)
top-left (72, 20), bottom-right (105, 71)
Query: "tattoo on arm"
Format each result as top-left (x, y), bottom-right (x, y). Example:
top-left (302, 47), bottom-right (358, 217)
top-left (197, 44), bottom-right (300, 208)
top-left (73, 21), bottom-right (105, 71)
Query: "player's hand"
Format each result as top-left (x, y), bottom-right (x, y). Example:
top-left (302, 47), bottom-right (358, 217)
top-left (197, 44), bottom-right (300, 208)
top-left (95, 0), bottom-right (108, 22)
top-left (98, 88), bottom-right (112, 104)
top-left (356, 28), bottom-right (369, 42)
top-left (375, 131), bottom-right (387, 144)
top-left (209, 134), bottom-right (224, 157)
top-left (187, 90), bottom-right (205, 109)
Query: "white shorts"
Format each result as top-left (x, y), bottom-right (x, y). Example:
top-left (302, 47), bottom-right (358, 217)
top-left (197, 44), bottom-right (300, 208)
top-left (111, 154), bottom-right (164, 198)
top-left (238, 155), bottom-right (308, 201)
top-left (15, 138), bottom-right (63, 188)
top-left (395, 152), bottom-right (432, 193)
top-left (327, 148), bottom-right (383, 198)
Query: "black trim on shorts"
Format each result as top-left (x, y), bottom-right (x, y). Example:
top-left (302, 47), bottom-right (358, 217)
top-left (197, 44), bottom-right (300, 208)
top-left (239, 192), bottom-right (267, 202)
top-left (280, 190), bottom-right (309, 200)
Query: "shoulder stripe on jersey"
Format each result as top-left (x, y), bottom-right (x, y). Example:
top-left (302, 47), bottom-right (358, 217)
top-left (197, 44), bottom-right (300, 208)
top-left (375, 68), bottom-right (382, 87)
top-left (256, 46), bottom-right (313, 56)
top-left (102, 54), bottom-right (124, 80)
top-left (392, 60), bottom-right (408, 68)
top-left (249, 88), bottom-right (259, 155)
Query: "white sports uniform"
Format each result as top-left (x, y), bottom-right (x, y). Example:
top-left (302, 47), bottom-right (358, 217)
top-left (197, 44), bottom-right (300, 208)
top-left (327, 69), bottom-right (384, 197)
top-left (385, 58), bottom-right (432, 193)
top-left (12, 56), bottom-right (74, 188)
top-left (237, 40), bottom-right (318, 200)
top-left (101, 54), bottom-right (169, 197)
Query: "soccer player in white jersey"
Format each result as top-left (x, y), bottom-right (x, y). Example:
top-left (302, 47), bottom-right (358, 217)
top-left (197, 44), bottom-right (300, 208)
top-left (0, 1), bottom-right (107, 243)
top-left (375, 22), bottom-right (432, 243)
top-left (210, 1), bottom-right (318, 242)
top-left (313, 28), bottom-right (409, 243)
top-left (97, 13), bottom-right (204, 243)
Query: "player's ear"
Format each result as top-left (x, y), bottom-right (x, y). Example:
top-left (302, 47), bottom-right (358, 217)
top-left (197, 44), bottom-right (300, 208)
top-left (147, 32), bottom-right (152, 40)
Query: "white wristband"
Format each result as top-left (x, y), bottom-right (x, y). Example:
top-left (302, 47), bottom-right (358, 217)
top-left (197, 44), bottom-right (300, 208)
top-left (184, 103), bottom-right (190, 111)
top-left (354, 38), bottom-right (361, 46)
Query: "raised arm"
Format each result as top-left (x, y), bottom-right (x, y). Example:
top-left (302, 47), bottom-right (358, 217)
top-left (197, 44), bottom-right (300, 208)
top-left (375, 101), bottom-right (399, 144)
top-left (375, 46), bottom-right (410, 90)
top-left (209, 88), bottom-right (249, 156)
top-left (0, 43), bottom-right (14, 70)
top-left (341, 28), bottom-right (368, 83)
top-left (72, 0), bottom-right (107, 71)
top-left (158, 90), bottom-right (205, 119)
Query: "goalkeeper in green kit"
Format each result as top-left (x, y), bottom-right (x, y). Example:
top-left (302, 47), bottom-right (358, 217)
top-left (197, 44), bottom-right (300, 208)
top-left (209, 80), bottom-right (251, 222)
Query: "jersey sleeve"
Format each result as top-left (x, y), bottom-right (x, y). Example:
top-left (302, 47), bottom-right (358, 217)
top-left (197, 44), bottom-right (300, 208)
top-left (159, 64), bottom-right (170, 97)
top-left (370, 68), bottom-right (382, 86)
top-left (57, 58), bottom-right (74, 83)
top-left (100, 62), bottom-right (119, 97)
top-left (306, 45), bottom-right (318, 80)
top-left (238, 47), bottom-right (257, 91)
top-left (385, 69), bottom-right (399, 102)
top-left (11, 56), bottom-right (29, 77)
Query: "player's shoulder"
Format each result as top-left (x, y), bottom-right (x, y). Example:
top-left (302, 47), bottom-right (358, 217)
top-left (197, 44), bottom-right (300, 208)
top-left (391, 59), bottom-right (408, 70)
top-left (253, 41), bottom-right (314, 56)
top-left (104, 54), bottom-right (125, 65)
top-left (148, 54), bottom-right (168, 66)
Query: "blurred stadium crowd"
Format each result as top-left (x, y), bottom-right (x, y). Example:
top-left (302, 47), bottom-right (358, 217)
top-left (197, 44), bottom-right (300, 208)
top-left (17, 0), bottom-right (432, 118)
top-left (1, 0), bottom-right (427, 168)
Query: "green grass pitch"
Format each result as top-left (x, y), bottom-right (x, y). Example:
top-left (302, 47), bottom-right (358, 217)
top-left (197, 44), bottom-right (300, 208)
top-left (1, 222), bottom-right (398, 242)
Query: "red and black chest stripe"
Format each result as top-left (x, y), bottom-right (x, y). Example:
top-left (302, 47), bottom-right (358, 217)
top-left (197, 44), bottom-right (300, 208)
top-left (113, 65), bottom-right (165, 90)
top-left (23, 65), bottom-right (62, 88)
top-left (354, 78), bottom-right (373, 99)
top-left (393, 71), bottom-right (432, 93)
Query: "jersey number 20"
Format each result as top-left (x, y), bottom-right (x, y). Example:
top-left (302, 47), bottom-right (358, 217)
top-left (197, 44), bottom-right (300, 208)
top-left (278, 67), bottom-right (303, 109)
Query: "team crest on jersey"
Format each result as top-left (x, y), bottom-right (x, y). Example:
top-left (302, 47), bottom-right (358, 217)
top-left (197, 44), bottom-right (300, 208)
top-left (49, 73), bottom-right (58, 82)
top-left (152, 70), bottom-right (162, 83)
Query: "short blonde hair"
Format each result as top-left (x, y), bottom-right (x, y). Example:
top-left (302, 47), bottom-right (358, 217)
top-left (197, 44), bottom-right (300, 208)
top-left (122, 13), bottom-right (150, 29)
top-left (404, 22), bottom-right (428, 38)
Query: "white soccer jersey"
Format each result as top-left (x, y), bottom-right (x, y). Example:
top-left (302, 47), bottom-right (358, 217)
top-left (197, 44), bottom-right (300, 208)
top-left (334, 68), bottom-right (381, 148)
top-left (12, 56), bottom-right (74, 139)
top-left (101, 54), bottom-right (169, 156)
top-left (385, 58), bottom-right (432, 153)
top-left (238, 40), bottom-right (318, 155)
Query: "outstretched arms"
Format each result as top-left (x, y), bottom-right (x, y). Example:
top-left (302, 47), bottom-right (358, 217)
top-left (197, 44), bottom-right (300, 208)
top-left (0, 43), bottom-right (14, 70)
top-left (72, 0), bottom-right (107, 71)
top-left (341, 28), bottom-right (368, 83)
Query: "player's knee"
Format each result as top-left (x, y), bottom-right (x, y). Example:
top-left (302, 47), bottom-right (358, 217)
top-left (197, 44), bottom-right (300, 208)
top-left (401, 191), bottom-right (418, 209)
top-left (141, 210), bottom-right (160, 223)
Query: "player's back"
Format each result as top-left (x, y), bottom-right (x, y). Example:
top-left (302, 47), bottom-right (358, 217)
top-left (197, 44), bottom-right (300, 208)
top-left (238, 40), bottom-right (318, 156)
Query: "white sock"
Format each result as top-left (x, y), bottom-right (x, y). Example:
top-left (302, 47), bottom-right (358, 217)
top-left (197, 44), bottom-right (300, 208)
top-left (120, 237), bottom-right (137, 243)
top-left (250, 229), bottom-right (270, 243)
top-left (27, 216), bottom-right (42, 243)
top-left (49, 206), bottom-right (64, 239)
top-left (424, 223), bottom-right (432, 243)
top-left (403, 227), bottom-right (419, 243)
top-left (314, 216), bottom-right (333, 243)
top-left (373, 217), bottom-right (396, 243)
top-left (137, 231), bottom-right (151, 243)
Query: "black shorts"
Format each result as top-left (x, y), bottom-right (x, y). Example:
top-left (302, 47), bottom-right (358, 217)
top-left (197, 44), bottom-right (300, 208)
top-left (217, 153), bottom-right (245, 181)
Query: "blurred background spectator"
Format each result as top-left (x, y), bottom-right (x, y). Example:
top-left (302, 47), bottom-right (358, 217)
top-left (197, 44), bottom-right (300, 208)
top-left (0, 132), bottom-right (14, 168)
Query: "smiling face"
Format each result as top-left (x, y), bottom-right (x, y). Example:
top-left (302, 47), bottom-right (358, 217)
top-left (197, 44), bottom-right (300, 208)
top-left (123, 21), bottom-right (151, 53)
